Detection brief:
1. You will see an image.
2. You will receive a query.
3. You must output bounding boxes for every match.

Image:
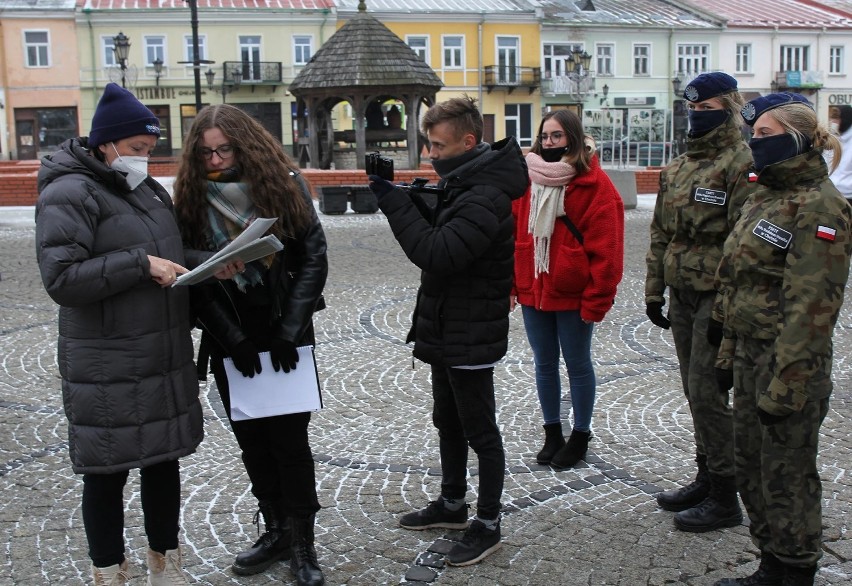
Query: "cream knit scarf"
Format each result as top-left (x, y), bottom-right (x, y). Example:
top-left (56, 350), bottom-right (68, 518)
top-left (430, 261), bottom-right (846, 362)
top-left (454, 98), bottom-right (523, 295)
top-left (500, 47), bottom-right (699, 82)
top-left (525, 151), bottom-right (577, 276)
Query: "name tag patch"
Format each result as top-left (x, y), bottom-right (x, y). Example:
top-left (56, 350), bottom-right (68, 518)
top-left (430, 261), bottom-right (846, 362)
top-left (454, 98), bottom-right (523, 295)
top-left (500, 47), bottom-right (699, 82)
top-left (753, 219), bottom-right (792, 249)
top-left (693, 187), bottom-right (727, 206)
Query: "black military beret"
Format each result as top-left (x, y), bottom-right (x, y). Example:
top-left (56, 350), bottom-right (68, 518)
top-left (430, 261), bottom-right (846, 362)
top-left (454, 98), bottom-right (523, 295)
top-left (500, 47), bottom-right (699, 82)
top-left (682, 72), bottom-right (738, 103)
top-left (741, 92), bottom-right (814, 126)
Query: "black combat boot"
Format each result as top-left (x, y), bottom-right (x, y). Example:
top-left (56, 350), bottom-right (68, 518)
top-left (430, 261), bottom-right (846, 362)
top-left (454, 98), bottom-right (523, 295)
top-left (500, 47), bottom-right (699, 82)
top-left (781, 564), bottom-right (817, 586)
top-left (714, 552), bottom-right (784, 585)
top-left (231, 500), bottom-right (291, 576)
top-left (656, 454), bottom-right (710, 512)
top-left (290, 514), bottom-right (325, 586)
top-left (536, 423), bottom-right (566, 465)
top-left (550, 429), bottom-right (591, 469)
top-left (674, 473), bottom-right (742, 532)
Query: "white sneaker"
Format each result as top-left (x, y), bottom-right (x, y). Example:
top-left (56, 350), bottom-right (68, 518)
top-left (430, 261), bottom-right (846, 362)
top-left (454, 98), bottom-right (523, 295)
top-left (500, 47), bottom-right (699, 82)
top-left (146, 547), bottom-right (190, 585)
top-left (91, 559), bottom-right (131, 585)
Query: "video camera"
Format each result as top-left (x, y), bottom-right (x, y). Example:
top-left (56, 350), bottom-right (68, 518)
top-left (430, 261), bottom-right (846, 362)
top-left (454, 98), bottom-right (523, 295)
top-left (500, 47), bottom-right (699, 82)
top-left (365, 151), bottom-right (445, 196)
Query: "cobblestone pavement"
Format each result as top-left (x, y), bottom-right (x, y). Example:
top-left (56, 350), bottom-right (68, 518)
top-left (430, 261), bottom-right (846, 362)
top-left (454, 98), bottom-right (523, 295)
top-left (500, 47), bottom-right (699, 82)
top-left (1, 196), bottom-right (850, 586)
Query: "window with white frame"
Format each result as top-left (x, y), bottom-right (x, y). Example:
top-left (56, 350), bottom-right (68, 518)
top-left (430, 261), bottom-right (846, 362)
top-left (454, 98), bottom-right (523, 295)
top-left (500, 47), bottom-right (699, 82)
top-left (677, 44), bottom-right (709, 77)
top-left (735, 44), bottom-right (751, 74)
top-left (103, 36), bottom-right (117, 67)
top-left (184, 35), bottom-right (207, 64)
top-left (406, 36), bottom-right (429, 62)
top-left (293, 35), bottom-right (312, 65)
top-left (24, 30), bottom-right (50, 67)
top-left (543, 43), bottom-right (581, 79)
top-left (505, 103), bottom-right (533, 148)
top-left (780, 45), bottom-right (809, 71)
top-left (633, 44), bottom-right (650, 76)
top-left (596, 44), bottom-right (614, 76)
top-left (830, 46), bottom-right (844, 75)
top-left (497, 36), bottom-right (519, 84)
top-left (144, 36), bottom-right (165, 67)
top-left (443, 35), bottom-right (463, 69)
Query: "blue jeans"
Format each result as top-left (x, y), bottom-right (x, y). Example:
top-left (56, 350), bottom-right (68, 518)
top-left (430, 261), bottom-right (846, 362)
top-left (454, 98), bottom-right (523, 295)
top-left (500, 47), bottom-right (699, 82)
top-left (521, 306), bottom-right (596, 431)
top-left (431, 365), bottom-right (505, 520)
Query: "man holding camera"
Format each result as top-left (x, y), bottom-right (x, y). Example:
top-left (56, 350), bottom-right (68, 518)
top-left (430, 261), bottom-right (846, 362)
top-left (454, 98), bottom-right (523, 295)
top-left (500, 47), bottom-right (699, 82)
top-left (368, 96), bottom-right (528, 566)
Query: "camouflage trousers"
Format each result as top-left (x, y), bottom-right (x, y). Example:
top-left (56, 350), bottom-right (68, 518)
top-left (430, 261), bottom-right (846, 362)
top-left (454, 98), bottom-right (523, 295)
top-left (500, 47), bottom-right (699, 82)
top-left (668, 287), bottom-right (735, 477)
top-left (734, 335), bottom-right (829, 566)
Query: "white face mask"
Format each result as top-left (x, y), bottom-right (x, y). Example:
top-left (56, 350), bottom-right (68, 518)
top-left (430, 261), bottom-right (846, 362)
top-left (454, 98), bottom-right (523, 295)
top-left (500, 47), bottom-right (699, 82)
top-left (110, 142), bottom-right (149, 190)
top-left (830, 121), bottom-right (840, 135)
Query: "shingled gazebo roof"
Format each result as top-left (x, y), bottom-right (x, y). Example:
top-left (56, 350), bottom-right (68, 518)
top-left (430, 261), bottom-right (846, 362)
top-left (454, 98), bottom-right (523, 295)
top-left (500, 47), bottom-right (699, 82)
top-left (289, 2), bottom-right (443, 95)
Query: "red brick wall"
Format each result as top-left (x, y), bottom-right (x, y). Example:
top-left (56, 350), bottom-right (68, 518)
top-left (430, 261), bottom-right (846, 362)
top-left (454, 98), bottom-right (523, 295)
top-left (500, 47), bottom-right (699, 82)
top-left (0, 157), bottom-right (661, 205)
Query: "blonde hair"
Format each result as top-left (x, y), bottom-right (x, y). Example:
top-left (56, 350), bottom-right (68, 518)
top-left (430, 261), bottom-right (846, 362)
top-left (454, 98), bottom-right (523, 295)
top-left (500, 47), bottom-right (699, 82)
top-left (766, 103), bottom-right (843, 173)
top-left (718, 92), bottom-right (746, 128)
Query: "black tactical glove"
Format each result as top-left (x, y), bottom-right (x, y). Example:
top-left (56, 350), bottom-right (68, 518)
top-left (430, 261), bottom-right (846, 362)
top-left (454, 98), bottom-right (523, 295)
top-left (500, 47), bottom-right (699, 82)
top-left (231, 339), bottom-right (262, 378)
top-left (715, 368), bottom-right (734, 393)
top-left (758, 408), bottom-right (792, 426)
top-left (270, 339), bottom-right (299, 373)
top-left (645, 301), bottom-right (671, 329)
top-left (707, 318), bottom-right (724, 347)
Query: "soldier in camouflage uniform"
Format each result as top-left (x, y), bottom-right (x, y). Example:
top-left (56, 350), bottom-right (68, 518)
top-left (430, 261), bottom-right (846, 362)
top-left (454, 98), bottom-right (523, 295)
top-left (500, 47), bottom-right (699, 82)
top-left (644, 72), bottom-right (755, 532)
top-left (712, 94), bottom-right (852, 586)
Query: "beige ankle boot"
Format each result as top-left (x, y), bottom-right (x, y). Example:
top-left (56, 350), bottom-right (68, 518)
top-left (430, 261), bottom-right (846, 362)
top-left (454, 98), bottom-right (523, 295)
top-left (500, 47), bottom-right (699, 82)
top-left (91, 560), bottom-right (130, 585)
top-left (146, 547), bottom-right (190, 585)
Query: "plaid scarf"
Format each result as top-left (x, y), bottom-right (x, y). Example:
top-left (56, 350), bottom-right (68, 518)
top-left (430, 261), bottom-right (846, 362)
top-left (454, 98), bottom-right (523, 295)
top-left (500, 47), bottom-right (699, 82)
top-left (525, 152), bottom-right (577, 277)
top-left (205, 170), bottom-right (274, 291)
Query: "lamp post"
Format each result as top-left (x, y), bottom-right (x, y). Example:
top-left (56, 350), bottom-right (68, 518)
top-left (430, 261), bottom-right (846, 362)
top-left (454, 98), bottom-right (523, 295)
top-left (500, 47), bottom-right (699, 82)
top-left (153, 58), bottom-right (163, 87)
top-left (599, 83), bottom-right (609, 105)
top-left (566, 48), bottom-right (594, 103)
top-left (112, 31), bottom-right (131, 88)
top-left (671, 74), bottom-right (687, 158)
top-left (205, 67), bottom-right (243, 104)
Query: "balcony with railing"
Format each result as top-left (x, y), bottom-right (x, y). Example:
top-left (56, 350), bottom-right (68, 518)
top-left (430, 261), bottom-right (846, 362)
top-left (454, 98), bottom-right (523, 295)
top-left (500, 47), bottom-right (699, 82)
top-left (483, 66), bottom-right (541, 94)
top-left (774, 70), bottom-right (824, 90)
top-left (221, 61), bottom-right (283, 89)
top-left (540, 74), bottom-right (596, 100)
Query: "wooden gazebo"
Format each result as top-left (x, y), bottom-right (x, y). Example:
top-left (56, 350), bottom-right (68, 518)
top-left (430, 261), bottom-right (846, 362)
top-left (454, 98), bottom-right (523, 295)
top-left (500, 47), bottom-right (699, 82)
top-left (289, 0), bottom-right (443, 170)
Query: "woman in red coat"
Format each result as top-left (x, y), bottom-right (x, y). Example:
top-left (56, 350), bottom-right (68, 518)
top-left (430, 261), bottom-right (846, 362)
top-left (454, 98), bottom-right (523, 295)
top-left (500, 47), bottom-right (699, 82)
top-left (513, 109), bottom-right (624, 469)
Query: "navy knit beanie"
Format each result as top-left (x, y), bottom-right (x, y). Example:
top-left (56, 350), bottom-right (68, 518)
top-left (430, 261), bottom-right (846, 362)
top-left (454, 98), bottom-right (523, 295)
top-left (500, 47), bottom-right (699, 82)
top-left (88, 83), bottom-right (160, 148)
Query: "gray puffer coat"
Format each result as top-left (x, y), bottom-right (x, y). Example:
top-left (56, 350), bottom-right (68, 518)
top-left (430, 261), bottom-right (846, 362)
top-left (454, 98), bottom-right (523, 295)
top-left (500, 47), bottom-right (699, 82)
top-left (35, 137), bottom-right (205, 474)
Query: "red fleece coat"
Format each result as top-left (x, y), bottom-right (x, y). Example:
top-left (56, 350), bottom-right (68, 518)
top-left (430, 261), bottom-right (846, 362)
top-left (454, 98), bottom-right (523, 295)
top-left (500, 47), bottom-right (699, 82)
top-left (512, 156), bottom-right (624, 322)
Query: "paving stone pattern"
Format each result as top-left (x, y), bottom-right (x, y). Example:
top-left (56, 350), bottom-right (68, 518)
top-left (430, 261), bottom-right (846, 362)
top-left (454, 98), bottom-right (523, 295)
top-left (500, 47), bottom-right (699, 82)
top-left (0, 201), bottom-right (850, 585)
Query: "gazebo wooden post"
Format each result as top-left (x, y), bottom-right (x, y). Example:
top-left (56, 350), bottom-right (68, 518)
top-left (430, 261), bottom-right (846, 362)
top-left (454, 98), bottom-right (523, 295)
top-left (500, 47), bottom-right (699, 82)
top-left (354, 96), bottom-right (368, 170)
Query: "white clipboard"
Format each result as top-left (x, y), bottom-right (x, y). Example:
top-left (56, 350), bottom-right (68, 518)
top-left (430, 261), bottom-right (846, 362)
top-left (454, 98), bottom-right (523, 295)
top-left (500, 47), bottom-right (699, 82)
top-left (224, 346), bottom-right (323, 420)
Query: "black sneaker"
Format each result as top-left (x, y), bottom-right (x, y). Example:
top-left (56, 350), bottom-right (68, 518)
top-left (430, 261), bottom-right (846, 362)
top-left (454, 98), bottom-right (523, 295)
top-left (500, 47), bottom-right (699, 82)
top-left (446, 519), bottom-right (502, 566)
top-left (399, 498), bottom-right (470, 530)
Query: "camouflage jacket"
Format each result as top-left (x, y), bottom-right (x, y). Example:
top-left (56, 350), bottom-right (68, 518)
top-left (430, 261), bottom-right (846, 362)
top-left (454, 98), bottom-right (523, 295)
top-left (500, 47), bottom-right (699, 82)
top-left (645, 118), bottom-right (755, 303)
top-left (713, 150), bottom-right (852, 416)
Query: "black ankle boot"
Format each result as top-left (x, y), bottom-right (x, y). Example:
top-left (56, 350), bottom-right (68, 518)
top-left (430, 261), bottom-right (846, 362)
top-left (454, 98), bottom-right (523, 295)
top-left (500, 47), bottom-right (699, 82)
top-left (674, 473), bottom-right (742, 532)
top-left (231, 500), bottom-right (291, 576)
top-left (657, 454), bottom-right (710, 512)
top-left (714, 552), bottom-right (784, 585)
top-left (290, 514), bottom-right (325, 586)
top-left (550, 429), bottom-right (590, 469)
top-left (782, 564), bottom-right (817, 586)
top-left (536, 423), bottom-right (565, 464)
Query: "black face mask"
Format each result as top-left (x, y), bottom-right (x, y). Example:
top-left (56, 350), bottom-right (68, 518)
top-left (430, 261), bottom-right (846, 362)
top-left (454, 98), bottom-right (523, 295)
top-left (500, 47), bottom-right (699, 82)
top-left (540, 146), bottom-right (569, 163)
top-left (749, 133), bottom-right (808, 172)
top-left (687, 109), bottom-right (729, 137)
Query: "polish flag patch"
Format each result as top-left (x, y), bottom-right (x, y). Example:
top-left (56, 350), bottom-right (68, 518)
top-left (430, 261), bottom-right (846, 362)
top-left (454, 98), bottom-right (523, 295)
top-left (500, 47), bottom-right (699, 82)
top-left (816, 225), bottom-right (836, 242)
top-left (748, 172), bottom-right (758, 182)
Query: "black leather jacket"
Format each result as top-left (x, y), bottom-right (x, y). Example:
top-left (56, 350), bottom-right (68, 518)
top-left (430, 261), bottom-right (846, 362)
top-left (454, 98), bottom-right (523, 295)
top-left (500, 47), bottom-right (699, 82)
top-left (191, 174), bottom-right (328, 377)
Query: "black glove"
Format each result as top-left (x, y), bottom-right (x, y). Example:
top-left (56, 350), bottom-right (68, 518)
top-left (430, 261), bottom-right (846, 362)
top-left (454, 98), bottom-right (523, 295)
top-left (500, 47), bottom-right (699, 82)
top-left (368, 175), bottom-right (396, 199)
top-left (758, 408), bottom-right (791, 426)
top-left (707, 318), bottom-right (724, 347)
top-left (270, 338), bottom-right (299, 373)
top-left (715, 367), bottom-right (734, 393)
top-left (231, 339), bottom-right (262, 378)
top-left (645, 302), bottom-right (671, 329)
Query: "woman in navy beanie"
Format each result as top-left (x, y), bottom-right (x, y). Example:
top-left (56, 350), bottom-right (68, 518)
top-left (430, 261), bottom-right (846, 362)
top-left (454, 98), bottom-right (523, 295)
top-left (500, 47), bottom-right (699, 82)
top-left (35, 83), bottom-right (241, 585)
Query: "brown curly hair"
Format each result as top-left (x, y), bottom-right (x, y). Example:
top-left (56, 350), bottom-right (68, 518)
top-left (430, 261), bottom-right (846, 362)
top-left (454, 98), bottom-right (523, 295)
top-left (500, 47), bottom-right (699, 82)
top-left (173, 104), bottom-right (310, 248)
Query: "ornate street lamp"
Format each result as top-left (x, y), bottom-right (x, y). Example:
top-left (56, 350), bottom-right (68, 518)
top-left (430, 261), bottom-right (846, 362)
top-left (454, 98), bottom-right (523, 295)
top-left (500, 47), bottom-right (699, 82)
top-left (206, 67), bottom-right (243, 104)
top-left (153, 58), bottom-right (163, 87)
top-left (112, 31), bottom-right (131, 88)
top-left (566, 49), bottom-right (594, 102)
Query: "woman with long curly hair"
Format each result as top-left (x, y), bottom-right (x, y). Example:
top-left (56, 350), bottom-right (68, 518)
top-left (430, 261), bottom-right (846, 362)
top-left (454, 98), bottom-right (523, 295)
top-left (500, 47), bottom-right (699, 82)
top-left (174, 104), bottom-right (328, 586)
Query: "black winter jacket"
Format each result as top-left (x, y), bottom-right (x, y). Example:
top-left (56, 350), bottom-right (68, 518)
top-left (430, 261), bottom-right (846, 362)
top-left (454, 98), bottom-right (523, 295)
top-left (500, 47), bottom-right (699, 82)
top-left (378, 137), bottom-right (528, 366)
top-left (191, 174), bottom-right (328, 370)
top-left (35, 137), bottom-right (205, 474)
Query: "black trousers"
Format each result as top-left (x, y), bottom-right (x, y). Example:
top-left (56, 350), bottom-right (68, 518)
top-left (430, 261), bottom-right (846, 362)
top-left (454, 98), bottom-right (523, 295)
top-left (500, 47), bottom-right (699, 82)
top-left (212, 356), bottom-right (321, 519)
top-left (82, 459), bottom-right (180, 567)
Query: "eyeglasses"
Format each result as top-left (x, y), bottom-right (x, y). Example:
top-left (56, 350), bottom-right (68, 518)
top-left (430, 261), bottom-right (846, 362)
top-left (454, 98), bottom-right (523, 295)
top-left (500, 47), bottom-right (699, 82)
top-left (199, 144), bottom-right (235, 160)
top-left (538, 131), bottom-right (566, 143)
